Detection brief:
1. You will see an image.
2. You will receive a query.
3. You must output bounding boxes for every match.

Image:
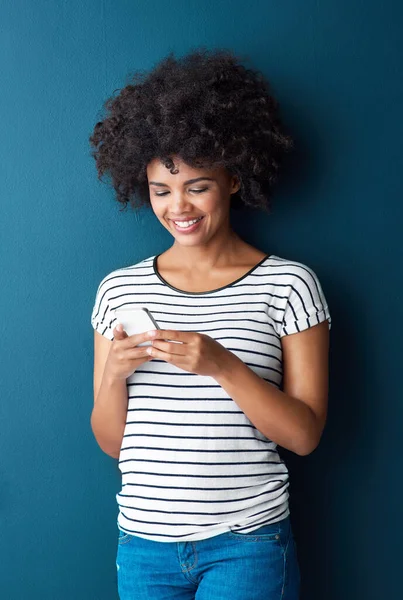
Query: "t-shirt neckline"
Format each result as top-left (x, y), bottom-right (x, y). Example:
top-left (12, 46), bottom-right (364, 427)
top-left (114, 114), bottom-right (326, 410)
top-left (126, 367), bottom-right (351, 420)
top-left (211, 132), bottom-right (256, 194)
top-left (152, 252), bottom-right (273, 295)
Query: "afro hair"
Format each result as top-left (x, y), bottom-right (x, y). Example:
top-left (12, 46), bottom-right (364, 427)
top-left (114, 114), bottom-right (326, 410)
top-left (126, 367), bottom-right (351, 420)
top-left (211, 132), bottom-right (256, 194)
top-left (89, 47), bottom-right (294, 213)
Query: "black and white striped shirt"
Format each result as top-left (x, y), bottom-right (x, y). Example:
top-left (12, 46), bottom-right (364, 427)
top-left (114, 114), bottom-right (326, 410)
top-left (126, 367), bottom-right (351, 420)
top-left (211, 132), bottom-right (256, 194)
top-left (91, 253), bottom-right (331, 542)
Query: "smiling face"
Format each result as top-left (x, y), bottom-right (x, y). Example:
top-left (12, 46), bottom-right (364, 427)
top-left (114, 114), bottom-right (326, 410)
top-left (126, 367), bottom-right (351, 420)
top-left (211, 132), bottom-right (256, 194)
top-left (146, 156), bottom-right (240, 248)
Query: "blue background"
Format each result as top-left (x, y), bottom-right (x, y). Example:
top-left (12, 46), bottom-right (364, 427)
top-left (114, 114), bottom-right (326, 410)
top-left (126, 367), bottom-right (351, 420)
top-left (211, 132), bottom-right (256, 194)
top-left (1, 1), bottom-right (402, 598)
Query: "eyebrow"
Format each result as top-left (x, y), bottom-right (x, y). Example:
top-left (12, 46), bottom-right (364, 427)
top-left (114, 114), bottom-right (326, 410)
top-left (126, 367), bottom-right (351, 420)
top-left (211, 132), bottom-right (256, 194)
top-left (149, 177), bottom-right (215, 187)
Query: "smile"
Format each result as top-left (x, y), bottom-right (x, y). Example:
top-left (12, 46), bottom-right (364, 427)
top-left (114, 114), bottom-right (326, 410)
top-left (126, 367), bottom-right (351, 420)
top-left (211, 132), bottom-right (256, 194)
top-left (171, 216), bottom-right (205, 233)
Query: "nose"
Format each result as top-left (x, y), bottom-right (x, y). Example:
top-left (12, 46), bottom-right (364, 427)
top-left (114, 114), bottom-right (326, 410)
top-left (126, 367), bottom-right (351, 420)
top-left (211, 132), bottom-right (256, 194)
top-left (168, 191), bottom-right (193, 213)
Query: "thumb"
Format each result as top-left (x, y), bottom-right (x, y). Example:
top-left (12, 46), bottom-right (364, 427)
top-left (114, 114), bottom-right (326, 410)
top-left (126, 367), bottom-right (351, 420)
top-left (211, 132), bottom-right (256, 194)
top-left (113, 322), bottom-right (128, 338)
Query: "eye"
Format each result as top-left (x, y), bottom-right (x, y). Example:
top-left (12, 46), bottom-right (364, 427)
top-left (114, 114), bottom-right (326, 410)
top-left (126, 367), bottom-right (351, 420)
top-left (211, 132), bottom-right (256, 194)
top-left (154, 188), bottom-right (208, 197)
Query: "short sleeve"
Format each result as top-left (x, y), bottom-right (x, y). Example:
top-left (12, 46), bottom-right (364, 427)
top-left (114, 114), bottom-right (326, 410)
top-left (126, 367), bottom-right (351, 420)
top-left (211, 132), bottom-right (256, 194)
top-left (90, 275), bottom-right (116, 341)
top-left (280, 264), bottom-right (331, 337)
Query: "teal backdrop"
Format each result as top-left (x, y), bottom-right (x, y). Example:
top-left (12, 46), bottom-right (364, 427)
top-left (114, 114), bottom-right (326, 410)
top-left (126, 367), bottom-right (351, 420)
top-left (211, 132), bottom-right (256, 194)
top-left (1, 1), bottom-right (402, 598)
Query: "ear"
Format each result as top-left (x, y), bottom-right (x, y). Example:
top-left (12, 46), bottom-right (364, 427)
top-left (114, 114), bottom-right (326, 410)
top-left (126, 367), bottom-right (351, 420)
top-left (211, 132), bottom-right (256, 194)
top-left (230, 176), bottom-right (241, 195)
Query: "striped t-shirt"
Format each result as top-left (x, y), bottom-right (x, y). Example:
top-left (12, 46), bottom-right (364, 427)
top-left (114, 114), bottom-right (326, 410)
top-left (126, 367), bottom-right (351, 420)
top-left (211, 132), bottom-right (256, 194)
top-left (91, 252), bottom-right (331, 542)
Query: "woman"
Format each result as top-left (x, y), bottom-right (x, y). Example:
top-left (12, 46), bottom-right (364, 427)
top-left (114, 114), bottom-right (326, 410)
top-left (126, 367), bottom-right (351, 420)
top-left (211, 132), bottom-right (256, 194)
top-left (89, 47), bottom-right (331, 600)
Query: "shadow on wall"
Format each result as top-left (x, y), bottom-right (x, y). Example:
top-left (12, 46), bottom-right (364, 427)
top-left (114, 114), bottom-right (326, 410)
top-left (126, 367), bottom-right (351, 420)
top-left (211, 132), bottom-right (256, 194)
top-left (279, 274), bottom-right (381, 600)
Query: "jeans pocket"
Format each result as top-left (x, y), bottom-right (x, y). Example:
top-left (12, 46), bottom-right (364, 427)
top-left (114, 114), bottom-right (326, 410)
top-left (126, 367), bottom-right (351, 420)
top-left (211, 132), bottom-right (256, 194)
top-left (229, 524), bottom-right (280, 540)
top-left (228, 518), bottom-right (290, 551)
top-left (118, 527), bottom-right (133, 545)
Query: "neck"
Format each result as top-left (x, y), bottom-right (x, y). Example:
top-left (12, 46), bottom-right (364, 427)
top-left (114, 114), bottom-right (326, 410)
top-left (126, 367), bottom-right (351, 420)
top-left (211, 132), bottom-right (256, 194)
top-left (169, 230), bottom-right (246, 270)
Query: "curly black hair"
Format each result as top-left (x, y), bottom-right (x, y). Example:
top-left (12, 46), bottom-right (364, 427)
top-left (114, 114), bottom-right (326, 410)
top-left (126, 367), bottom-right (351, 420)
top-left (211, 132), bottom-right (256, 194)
top-left (89, 47), bottom-right (294, 213)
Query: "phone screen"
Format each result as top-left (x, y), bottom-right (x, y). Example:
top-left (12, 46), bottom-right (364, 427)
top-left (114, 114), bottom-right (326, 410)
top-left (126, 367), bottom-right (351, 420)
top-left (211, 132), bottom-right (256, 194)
top-left (114, 307), bottom-right (159, 345)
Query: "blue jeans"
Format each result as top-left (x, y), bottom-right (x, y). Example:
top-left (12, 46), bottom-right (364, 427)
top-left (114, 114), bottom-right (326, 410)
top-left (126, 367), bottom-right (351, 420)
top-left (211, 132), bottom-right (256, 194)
top-left (116, 516), bottom-right (300, 599)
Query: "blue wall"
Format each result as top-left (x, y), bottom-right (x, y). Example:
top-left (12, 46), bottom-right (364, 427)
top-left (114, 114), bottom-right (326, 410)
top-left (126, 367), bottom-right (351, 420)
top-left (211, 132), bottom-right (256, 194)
top-left (1, 1), bottom-right (402, 598)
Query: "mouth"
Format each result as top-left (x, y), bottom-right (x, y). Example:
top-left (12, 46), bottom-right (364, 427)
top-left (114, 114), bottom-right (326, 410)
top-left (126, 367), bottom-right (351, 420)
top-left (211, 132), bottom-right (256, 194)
top-left (170, 216), bottom-right (205, 234)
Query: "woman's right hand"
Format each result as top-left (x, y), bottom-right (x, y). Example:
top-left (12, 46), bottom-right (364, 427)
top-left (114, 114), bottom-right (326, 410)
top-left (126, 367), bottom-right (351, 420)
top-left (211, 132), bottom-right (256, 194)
top-left (103, 323), bottom-right (153, 381)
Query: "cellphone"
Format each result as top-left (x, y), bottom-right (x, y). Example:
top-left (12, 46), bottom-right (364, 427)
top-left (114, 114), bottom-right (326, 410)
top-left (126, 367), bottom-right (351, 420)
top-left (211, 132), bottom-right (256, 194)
top-left (114, 307), bottom-right (160, 346)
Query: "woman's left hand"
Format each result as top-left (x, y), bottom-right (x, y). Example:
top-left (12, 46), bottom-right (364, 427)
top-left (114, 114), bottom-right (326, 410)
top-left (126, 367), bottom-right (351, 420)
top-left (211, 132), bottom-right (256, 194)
top-left (145, 329), bottom-right (233, 378)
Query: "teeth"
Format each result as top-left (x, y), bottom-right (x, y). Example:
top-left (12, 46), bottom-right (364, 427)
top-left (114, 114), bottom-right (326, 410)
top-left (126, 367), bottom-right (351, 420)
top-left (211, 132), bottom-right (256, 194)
top-left (174, 217), bottom-right (202, 228)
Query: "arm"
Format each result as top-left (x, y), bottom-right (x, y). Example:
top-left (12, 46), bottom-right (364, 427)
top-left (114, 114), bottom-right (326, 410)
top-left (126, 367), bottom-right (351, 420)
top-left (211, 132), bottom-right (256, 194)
top-left (213, 320), bottom-right (329, 456)
top-left (90, 325), bottom-right (155, 458)
top-left (90, 331), bottom-right (128, 459)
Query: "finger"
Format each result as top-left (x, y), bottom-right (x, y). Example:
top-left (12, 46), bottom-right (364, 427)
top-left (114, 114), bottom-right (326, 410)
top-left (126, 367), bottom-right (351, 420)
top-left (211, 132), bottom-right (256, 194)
top-left (123, 347), bottom-right (154, 360)
top-left (146, 345), bottom-right (182, 364)
top-left (151, 340), bottom-right (186, 355)
top-left (145, 345), bottom-right (165, 360)
top-left (151, 329), bottom-right (187, 343)
top-left (113, 323), bottom-right (128, 339)
top-left (124, 330), bottom-right (159, 348)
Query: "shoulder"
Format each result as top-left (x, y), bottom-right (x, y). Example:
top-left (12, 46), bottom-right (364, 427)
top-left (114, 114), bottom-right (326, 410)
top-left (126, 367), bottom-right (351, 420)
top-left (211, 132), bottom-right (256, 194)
top-left (91, 254), bottom-right (156, 338)
top-left (268, 254), bottom-right (323, 282)
top-left (268, 255), bottom-right (331, 335)
top-left (265, 255), bottom-right (327, 299)
top-left (94, 254), bottom-right (156, 295)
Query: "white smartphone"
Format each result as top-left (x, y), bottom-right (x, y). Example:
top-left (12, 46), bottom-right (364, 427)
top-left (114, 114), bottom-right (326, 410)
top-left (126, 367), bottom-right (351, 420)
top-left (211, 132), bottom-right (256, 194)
top-left (114, 306), bottom-right (160, 346)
